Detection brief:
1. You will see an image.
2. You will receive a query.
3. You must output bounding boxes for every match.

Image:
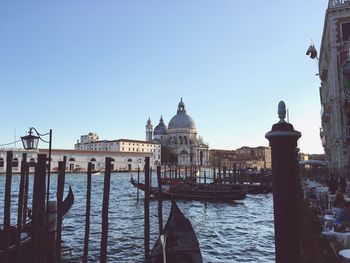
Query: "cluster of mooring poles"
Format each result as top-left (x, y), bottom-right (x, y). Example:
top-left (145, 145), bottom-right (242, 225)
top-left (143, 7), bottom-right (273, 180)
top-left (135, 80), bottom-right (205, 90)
top-left (1, 101), bottom-right (302, 263)
top-left (1, 151), bottom-right (67, 263)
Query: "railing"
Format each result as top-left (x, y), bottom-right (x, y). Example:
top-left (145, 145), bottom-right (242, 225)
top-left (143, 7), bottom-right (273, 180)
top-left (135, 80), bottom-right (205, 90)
top-left (329, 0), bottom-right (350, 8)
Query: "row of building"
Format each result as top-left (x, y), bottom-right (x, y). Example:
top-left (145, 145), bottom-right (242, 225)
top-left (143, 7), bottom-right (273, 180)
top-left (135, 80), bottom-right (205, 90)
top-left (0, 145), bottom-right (273, 173)
top-left (1, 98), bottom-right (321, 173)
top-left (0, 99), bottom-right (277, 173)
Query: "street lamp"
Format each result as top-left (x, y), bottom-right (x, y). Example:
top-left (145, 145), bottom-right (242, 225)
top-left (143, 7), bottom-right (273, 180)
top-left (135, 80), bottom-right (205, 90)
top-left (21, 127), bottom-right (52, 222)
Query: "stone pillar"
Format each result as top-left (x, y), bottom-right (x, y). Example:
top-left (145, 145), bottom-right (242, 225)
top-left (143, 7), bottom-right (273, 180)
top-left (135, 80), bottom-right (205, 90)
top-left (265, 101), bottom-right (301, 263)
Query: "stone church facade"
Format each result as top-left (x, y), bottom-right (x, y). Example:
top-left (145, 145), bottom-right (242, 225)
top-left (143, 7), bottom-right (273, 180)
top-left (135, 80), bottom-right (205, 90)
top-left (146, 98), bottom-right (209, 166)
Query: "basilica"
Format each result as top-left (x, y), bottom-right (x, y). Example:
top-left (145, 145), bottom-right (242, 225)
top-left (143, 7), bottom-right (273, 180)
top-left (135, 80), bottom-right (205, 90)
top-left (145, 98), bottom-right (209, 166)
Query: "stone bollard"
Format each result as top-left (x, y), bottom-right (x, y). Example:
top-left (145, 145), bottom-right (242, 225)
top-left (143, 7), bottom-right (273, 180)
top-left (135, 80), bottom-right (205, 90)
top-left (265, 101), bottom-right (301, 263)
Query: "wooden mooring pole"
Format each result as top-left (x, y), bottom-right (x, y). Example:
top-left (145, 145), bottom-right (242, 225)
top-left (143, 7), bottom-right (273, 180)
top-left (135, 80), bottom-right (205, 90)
top-left (265, 101), bottom-right (301, 263)
top-left (157, 166), bottom-right (163, 235)
top-left (137, 166), bottom-right (140, 201)
top-left (100, 157), bottom-right (112, 263)
top-left (144, 157), bottom-right (150, 263)
top-left (56, 157), bottom-right (67, 262)
top-left (3, 151), bottom-right (13, 263)
top-left (17, 153), bottom-right (27, 230)
top-left (32, 154), bottom-right (47, 263)
top-left (23, 160), bottom-right (30, 227)
top-left (83, 162), bottom-right (93, 263)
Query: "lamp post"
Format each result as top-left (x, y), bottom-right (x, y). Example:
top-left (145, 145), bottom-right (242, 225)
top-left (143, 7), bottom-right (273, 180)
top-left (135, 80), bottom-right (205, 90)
top-left (21, 127), bottom-right (52, 223)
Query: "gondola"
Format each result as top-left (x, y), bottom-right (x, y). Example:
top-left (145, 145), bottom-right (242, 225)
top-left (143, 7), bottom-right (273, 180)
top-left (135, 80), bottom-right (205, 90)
top-left (130, 178), bottom-right (246, 201)
top-left (0, 185), bottom-right (74, 261)
top-left (244, 184), bottom-right (272, 194)
top-left (149, 199), bottom-right (203, 263)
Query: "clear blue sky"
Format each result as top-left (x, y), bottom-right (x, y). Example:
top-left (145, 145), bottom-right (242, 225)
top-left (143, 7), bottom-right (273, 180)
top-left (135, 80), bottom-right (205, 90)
top-left (0, 1), bottom-right (327, 153)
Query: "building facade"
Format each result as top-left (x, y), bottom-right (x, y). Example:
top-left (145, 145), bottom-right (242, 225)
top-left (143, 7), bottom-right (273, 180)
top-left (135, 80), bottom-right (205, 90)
top-left (147, 98), bottom-right (209, 166)
top-left (235, 146), bottom-right (272, 170)
top-left (74, 135), bottom-right (161, 166)
top-left (209, 149), bottom-right (236, 168)
top-left (0, 148), bottom-right (154, 173)
top-left (319, 0), bottom-right (350, 174)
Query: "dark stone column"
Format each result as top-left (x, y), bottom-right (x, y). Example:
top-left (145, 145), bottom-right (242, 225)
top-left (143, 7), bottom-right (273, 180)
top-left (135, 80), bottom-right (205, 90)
top-left (265, 101), bottom-right (301, 263)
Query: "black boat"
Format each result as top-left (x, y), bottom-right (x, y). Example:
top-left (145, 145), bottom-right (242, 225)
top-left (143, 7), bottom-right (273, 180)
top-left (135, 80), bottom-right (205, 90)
top-left (149, 199), bottom-right (203, 263)
top-left (130, 178), bottom-right (246, 201)
top-left (0, 185), bottom-right (74, 261)
top-left (244, 183), bottom-right (272, 194)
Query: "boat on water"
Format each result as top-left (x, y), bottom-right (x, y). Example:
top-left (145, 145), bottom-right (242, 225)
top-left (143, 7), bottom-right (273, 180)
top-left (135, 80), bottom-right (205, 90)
top-left (0, 185), bottom-right (74, 261)
top-left (149, 199), bottom-right (203, 263)
top-left (130, 178), bottom-right (246, 201)
top-left (244, 183), bottom-right (272, 194)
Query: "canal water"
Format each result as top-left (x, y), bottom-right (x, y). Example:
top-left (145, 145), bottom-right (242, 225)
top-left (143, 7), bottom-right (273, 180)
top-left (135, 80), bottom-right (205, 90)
top-left (0, 172), bottom-right (275, 262)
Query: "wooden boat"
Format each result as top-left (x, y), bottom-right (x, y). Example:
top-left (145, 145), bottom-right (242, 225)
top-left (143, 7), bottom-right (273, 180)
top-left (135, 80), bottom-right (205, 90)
top-left (244, 183), bottom-right (272, 194)
top-left (149, 199), bottom-right (203, 263)
top-left (130, 178), bottom-right (246, 201)
top-left (0, 185), bottom-right (74, 261)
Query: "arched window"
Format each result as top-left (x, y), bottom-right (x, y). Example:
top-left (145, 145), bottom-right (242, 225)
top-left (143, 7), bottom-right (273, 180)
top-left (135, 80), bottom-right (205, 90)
top-left (184, 136), bottom-right (188, 145)
top-left (90, 158), bottom-right (96, 162)
top-left (127, 159), bottom-right (132, 162)
top-left (0, 158), bottom-right (4, 168)
top-left (179, 136), bottom-right (183, 144)
top-left (69, 157), bottom-right (75, 162)
top-left (180, 150), bottom-right (188, 155)
top-left (12, 158), bottom-right (19, 168)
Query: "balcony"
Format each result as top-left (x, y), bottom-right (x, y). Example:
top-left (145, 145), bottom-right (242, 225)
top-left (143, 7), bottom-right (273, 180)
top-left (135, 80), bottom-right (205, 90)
top-left (329, 0), bottom-right (350, 9)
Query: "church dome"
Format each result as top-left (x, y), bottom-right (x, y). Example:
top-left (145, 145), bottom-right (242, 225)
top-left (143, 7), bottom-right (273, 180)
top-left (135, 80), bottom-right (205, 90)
top-left (154, 116), bottom-right (167, 135)
top-left (168, 98), bottom-right (196, 131)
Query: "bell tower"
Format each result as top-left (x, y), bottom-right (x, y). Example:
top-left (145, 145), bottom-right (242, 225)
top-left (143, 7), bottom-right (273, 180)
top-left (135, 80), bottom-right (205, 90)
top-left (145, 118), bottom-right (153, 141)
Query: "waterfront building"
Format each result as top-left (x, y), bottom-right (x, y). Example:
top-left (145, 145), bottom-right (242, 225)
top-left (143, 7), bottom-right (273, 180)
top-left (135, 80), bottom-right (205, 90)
top-left (209, 149), bottom-right (236, 168)
top-left (319, 0), bottom-right (350, 174)
top-left (0, 148), bottom-right (154, 173)
top-left (74, 135), bottom-right (161, 166)
top-left (147, 98), bottom-right (209, 166)
top-left (235, 146), bottom-right (272, 170)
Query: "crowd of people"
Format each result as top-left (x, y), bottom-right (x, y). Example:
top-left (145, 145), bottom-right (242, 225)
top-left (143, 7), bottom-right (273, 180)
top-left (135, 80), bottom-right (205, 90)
top-left (327, 174), bottom-right (347, 195)
top-left (327, 174), bottom-right (350, 227)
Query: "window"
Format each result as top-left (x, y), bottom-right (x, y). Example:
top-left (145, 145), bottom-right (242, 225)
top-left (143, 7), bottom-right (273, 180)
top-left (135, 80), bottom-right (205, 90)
top-left (12, 158), bottom-right (19, 168)
top-left (342, 22), bottom-right (350, 41)
top-left (90, 158), bottom-right (96, 162)
top-left (69, 158), bottom-right (75, 162)
top-left (0, 158), bottom-right (3, 168)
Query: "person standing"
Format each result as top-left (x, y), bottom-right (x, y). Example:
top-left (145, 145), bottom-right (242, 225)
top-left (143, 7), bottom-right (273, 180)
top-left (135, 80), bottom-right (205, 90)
top-left (328, 174), bottom-right (338, 195)
top-left (339, 175), bottom-right (347, 194)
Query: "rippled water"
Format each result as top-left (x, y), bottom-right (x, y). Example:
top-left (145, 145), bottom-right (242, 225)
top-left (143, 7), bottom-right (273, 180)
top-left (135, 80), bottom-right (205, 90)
top-left (0, 173), bottom-right (275, 262)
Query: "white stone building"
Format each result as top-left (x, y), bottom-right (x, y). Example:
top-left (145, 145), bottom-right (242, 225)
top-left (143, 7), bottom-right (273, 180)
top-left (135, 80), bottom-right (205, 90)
top-left (147, 98), bottom-right (209, 166)
top-left (74, 136), bottom-right (161, 166)
top-left (319, 0), bottom-right (350, 174)
top-left (0, 148), bottom-right (154, 173)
